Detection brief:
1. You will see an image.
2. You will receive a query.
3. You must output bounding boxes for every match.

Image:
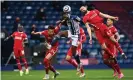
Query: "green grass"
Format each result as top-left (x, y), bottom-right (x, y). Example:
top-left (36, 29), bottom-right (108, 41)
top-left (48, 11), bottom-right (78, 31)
top-left (1, 69), bottom-right (133, 80)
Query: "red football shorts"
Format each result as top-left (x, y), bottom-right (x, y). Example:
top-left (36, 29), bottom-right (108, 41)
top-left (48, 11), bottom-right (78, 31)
top-left (13, 48), bottom-right (24, 58)
top-left (103, 39), bottom-right (118, 60)
top-left (45, 46), bottom-right (58, 57)
top-left (95, 23), bottom-right (113, 45)
top-left (67, 44), bottom-right (82, 57)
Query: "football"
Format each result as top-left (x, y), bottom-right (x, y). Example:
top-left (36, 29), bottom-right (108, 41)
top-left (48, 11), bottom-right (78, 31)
top-left (63, 5), bottom-right (71, 12)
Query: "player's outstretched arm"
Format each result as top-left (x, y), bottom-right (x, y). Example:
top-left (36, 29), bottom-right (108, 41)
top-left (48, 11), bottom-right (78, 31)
top-left (31, 31), bottom-right (41, 35)
top-left (4, 35), bottom-right (13, 41)
top-left (85, 22), bottom-right (92, 44)
top-left (99, 12), bottom-right (119, 21)
top-left (115, 32), bottom-right (120, 41)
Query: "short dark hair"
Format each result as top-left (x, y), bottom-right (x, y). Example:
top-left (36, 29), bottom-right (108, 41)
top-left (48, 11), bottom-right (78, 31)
top-left (87, 4), bottom-right (96, 11)
top-left (48, 25), bottom-right (55, 30)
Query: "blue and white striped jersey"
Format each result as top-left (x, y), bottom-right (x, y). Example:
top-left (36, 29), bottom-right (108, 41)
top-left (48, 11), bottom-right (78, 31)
top-left (66, 15), bottom-right (80, 35)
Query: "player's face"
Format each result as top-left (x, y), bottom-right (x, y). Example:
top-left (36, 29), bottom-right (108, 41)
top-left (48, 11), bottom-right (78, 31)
top-left (80, 6), bottom-right (87, 13)
top-left (107, 19), bottom-right (113, 26)
top-left (63, 13), bottom-right (70, 20)
top-left (18, 26), bottom-right (24, 32)
top-left (48, 29), bottom-right (54, 36)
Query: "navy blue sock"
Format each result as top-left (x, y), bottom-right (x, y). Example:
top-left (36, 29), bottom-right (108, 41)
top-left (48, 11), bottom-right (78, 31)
top-left (74, 55), bottom-right (80, 64)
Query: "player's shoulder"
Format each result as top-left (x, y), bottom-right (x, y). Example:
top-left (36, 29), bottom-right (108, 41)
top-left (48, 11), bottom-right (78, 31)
top-left (111, 26), bottom-right (117, 30)
top-left (42, 30), bottom-right (48, 34)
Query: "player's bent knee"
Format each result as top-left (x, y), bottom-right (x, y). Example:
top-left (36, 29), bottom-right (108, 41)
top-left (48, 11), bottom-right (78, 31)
top-left (44, 58), bottom-right (48, 63)
top-left (16, 57), bottom-right (20, 60)
top-left (20, 55), bottom-right (25, 59)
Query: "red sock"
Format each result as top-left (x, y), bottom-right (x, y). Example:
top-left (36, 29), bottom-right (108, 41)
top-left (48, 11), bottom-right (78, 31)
top-left (114, 42), bottom-right (124, 53)
top-left (49, 64), bottom-right (56, 73)
top-left (21, 58), bottom-right (28, 69)
top-left (67, 59), bottom-right (78, 68)
top-left (80, 67), bottom-right (84, 73)
top-left (44, 58), bottom-right (49, 74)
top-left (16, 59), bottom-right (22, 70)
top-left (113, 64), bottom-right (122, 74)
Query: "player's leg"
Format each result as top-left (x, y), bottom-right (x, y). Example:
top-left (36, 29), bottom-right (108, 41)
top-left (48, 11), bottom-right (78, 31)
top-left (49, 62), bottom-right (60, 79)
top-left (66, 47), bottom-right (78, 68)
top-left (95, 30), bottom-right (114, 57)
top-left (43, 48), bottom-right (59, 79)
top-left (43, 53), bottom-right (51, 79)
top-left (102, 50), bottom-right (117, 77)
top-left (20, 50), bottom-right (29, 74)
top-left (76, 45), bottom-right (85, 77)
top-left (72, 45), bottom-right (82, 70)
top-left (110, 58), bottom-right (124, 79)
top-left (14, 49), bottom-right (23, 76)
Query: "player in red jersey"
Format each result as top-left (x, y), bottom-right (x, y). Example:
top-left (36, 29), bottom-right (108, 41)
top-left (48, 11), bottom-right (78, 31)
top-left (31, 24), bottom-right (61, 80)
top-left (4, 25), bottom-right (29, 76)
top-left (102, 19), bottom-right (126, 79)
top-left (79, 5), bottom-right (126, 59)
top-left (66, 27), bottom-right (86, 77)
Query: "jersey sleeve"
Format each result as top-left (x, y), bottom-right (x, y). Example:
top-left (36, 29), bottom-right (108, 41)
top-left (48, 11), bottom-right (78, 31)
top-left (83, 16), bottom-right (88, 24)
top-left (23, 33), bottom-right (27, 39)
top-left (41, 30), bottom-right (47, 36)
top-left (73, 16), bottom-right (81, 22)
top-left (112, 27), bottom-right (118, 34)
top-left (54, 24), bottom-right (61, 34)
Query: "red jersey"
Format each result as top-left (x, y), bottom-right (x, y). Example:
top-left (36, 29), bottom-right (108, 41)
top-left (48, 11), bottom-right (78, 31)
top-left (108, 26), bottom-right (118, 39)
top-left (12, 31), bottom-right (27, 49)
top-left (79, 27), bottom-right (86, 43)
top-left (83, 9), bottom-right (104, 30)
top-left (106, 26), bottom-right (118, 55)
top-left (41, 25), bottom-right (60, 47)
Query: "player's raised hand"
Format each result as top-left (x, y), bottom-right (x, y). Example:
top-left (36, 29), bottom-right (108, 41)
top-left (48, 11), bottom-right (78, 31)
top-left (114, 17), bottom-right (119, 21)
top-left (4, 37), bottom-right (9, 41)
top-left (121, 53), bottom-right (127, 59)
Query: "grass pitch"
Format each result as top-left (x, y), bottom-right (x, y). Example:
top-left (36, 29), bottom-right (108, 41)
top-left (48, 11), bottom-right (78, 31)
top-left (1, 69), bottom-right (133, 80)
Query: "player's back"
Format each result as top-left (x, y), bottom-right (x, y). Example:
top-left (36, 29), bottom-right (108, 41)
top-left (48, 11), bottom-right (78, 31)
top-left (83, 9), bottom-right (103, 25)
top-left (13, 31), bottom-right (27, 49)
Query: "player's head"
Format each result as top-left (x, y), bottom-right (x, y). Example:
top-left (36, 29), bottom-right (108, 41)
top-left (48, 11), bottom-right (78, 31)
top-left (48, 25), bottom-right (55, 36)
top-left (106, 18), bottom-right (114, 27)
top-left (80, 6), bottom-right (88, 14)
top-left (80, 4), bottom-right (95, 14)
top-left (18, 24), bottom-right (24, 32)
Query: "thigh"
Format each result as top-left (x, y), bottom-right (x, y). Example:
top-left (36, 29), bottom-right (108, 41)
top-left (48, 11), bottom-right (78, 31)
top-left (95, 30), bottom-right (106, 45)
top-left (102, 51), bottom-right (111, 60)
top-left (19, 49), bottom-right (25, 57)
top-left (67, 47), bottom-right (73, 57)
top-left (45, 47), bottom-right (58, 60)
top-left (13, 48), bottom-right (19, 58)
